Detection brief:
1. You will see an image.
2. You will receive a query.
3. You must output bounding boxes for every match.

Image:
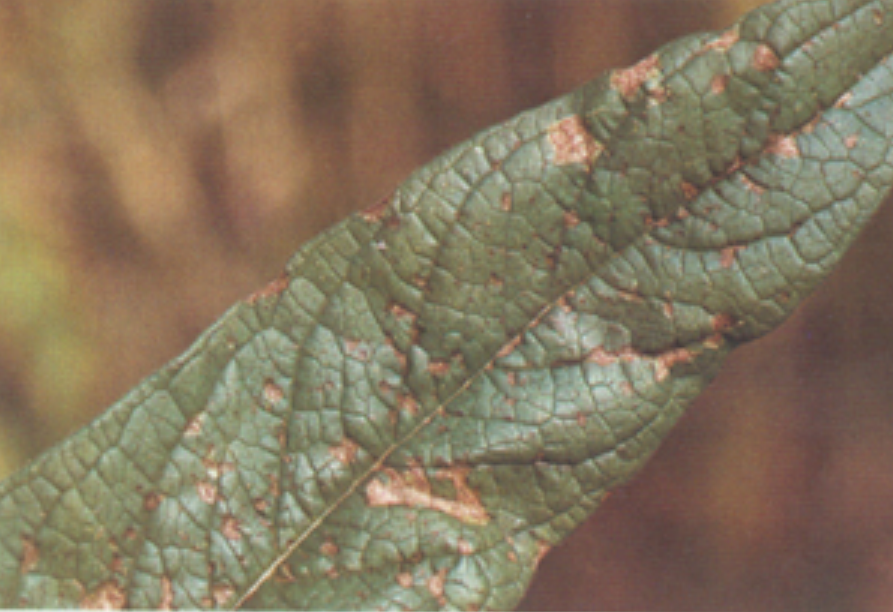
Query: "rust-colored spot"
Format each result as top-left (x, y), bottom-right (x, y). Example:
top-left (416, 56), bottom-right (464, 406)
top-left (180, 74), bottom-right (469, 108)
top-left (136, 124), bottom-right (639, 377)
top-left (654, 348), bottom-right (696, 383)
top-left (711, 313), bottom-right (737, 333)
top-left (740, 174), bottom-right (765, 195)
top-left (274, 424), bottom-right (287, 450)
top-left (506, 550), bottom-right (518, 562)
top-left (389, 302), bottom-right (417, 324)
top-left (563, 210), bottom-right (580, 228)
top-left (662, 302), bottom-right (675, 319)
top-left (329, 438), bottom-right (360, 465)
top-left (456, 538), bottom-right (474, 555)
top-left (845, 134), bottom-right (859, 149)
top-left (385, 337), bottom-right (408, 371)
top-left (710, 74), bottom-right (729, 95)
top-left (681, 181), bottom-right (700, 201)
top-left (159, 576), bottom-right (173, 611)
top-left (221, 515), bottom-right (241, 541)
top-left (644, 214), bottom-right (670, 229)
top-left (263, 379), bottom-right (285, 404)
top-left (500, 192), bottom-right (513, 212)
top-left (617, 289), bottom-right (643, 303)
top-left (428, 360), bottom-right (451, 377)
top-left (143, 492), bottom-right (163, 512)
top-left (344, 339), bottom-right (370, 361)
top-left (427, 568), bottom-right (448, 606)
top-left (704, 333), bottom-right (724, 350)
top-left (184, 414), bottom-right (204, 438)
top-left (202, 458), bottom-right (234, 479)
top-left (611, 54), bottom-right (661, 99)
top-left (575, 412), bottom-right (587, 427)
top-left (246, 273), bottom-right (290, 305)
top-left (752, 44), bottom-right (779, 71)
top-left (360, 194), bottom-right (393, 223)
top-left (702, 27), bottom-right (739, 53)
top-left (320, 540), bottom-right (339, 557)
top-left (548, 115), bottom-right (604, 167)
top-left (765, 134), bottom-right (800, 159)
top-left (802, 112), bottom-right (825, 134)
top-left (720, 245), bottom-right (744, 269)
top-left (586, 346), bottom-right (631, 366)
top-left (80, 580), bottom-right (126, 610)
top-left (110, 554), bottom-right (124, 575)
top-left (397, 392), bottom-right (420, 416)
top-left (20, 536), bottom-right (38, 575)
top-left (212, 584), bottom-right (235, 606)
top-left (397, 572), bottom-right (414, 588)
top-left (365, 465), bottom-right (490, 526)
top-left (197, 481), bottom-right (218, 505)
top-left (534, 540), bottom-right (552, 568)
top-left (835, 92), bottom-right (853, 109)
top-left (275, 564), bottom-right (297, 583)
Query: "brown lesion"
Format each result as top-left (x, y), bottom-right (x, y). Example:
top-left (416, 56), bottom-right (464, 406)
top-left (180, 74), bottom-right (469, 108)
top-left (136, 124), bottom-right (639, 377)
top-left (20, 535), bottom-right (39, 575)
top-left (159, 576), bottom-right (173, 610)
top-left (365, 465), bottom-right (490, 526)
top-left (765, 134), bottom-right (800, 159)
top-left (585, 343), bottom-right (696, 383)
top-left (80, 580), bottom-right (127, 610)
top-left (720, 245), bottom-right (745, 269)
top-left (610, 54), bottom-right (661, 100)
top-left (701, 27), bottom-right (740, 53)
top-left (547, 115), bottom-right (604, 168)
top-left (328, 438), bottom-right (360, 465)
top-left (212, 584), bottom-right (235, 606)
top-left (752, 44), bottom-right (780, 72)
top-left (245, 272), bottom-right (290, 305)
top-left (221, 515), bottom-right (242, 541)
top-left (426, 568), bottom-right (448, 606)
top-left (143, 491), bottom-right (163, 512)
top-left (360, 193), bottom-right (395, 224)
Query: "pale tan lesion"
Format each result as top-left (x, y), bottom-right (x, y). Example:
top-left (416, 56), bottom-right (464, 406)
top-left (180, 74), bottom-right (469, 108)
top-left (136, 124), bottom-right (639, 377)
top-left (610, 54), bottom-right (662, 100)
top-left (547, 116), bottom-right (604, 169)
top-left (365, 465), bottom-right (490, 526)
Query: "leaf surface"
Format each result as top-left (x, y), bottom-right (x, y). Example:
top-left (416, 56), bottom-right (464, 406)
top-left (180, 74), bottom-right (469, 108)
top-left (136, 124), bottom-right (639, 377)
top-left (2, 0), bottom-right (893, 609)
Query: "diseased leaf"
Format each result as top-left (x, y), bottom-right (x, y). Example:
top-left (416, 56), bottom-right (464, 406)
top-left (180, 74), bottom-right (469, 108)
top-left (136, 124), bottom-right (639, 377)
top-left (2, 0), bottom-right (893, 609)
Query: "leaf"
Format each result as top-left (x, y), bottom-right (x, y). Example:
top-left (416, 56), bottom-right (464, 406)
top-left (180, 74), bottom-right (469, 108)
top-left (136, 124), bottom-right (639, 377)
top-left (2, 0), bottom-right (893, 609)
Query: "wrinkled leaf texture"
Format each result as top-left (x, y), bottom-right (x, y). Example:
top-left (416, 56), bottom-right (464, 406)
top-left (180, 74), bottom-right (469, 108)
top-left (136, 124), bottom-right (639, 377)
top-left (3, 0), bottom-right (893, 609)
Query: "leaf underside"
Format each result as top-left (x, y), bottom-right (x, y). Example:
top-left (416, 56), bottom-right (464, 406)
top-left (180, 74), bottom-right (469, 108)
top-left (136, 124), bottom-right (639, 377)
top-left (2, 0), bottom-right (893, 609)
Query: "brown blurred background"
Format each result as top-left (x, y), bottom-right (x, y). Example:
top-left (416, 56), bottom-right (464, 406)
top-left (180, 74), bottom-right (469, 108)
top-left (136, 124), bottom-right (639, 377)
top-left (2, 1), bottom-right (893, 610)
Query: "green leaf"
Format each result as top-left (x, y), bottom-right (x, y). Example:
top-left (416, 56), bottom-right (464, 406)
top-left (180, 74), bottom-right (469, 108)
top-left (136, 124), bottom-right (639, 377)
top-left (3, 0), bottom-right (893, 609)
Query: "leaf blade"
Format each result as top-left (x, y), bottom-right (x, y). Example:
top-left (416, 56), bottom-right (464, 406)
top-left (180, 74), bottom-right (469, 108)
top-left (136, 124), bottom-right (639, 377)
top-left (2, 0), bottom-right (893, 609)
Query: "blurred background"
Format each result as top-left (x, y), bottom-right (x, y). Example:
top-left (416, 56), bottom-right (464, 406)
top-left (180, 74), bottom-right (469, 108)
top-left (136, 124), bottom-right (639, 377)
top-left (2, 0), bottom-right (893, 610)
